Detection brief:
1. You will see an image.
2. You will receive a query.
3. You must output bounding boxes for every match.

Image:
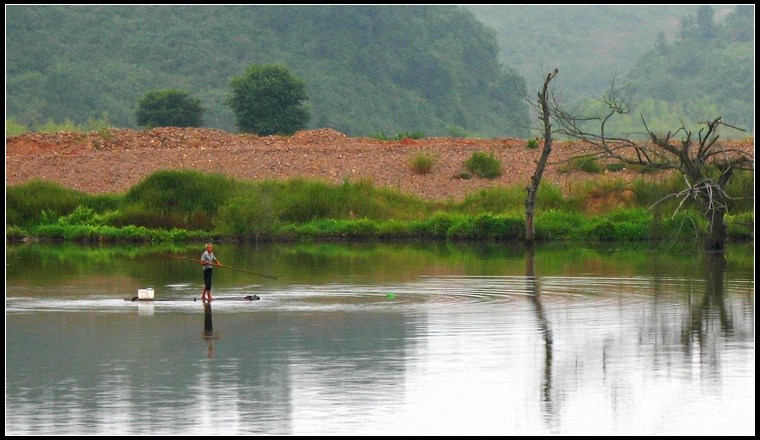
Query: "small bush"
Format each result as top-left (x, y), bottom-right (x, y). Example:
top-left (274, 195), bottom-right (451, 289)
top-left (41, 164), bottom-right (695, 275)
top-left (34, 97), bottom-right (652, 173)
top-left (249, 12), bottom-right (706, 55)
top-left (426, 212), bottom-right (464, 238)
top-left (579, 158), bottom-right (602, 173)
top-left (585, 218), bottom-right (617, 241)
top-left (464, 151), bottom-right (502, 179)
top-left (411, 152), bottom-right (437, 174)
top-left (535, 210), bottom-right (585, 240)
top-left (473, 214), bottom-right (523, 239)
top-left (526, 139), bottom-right (539, 149)
top-left (605, 162), bottom-right (626, 172)
top-left (559, 156), bottom-right (603, 174)
top-left (57, 206), bottom-right (109, 227)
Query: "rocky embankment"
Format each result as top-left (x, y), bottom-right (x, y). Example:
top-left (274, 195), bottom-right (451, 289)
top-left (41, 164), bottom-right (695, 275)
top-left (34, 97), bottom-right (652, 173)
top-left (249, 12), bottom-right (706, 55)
top-left (5, 127), bottom-right (754, 204)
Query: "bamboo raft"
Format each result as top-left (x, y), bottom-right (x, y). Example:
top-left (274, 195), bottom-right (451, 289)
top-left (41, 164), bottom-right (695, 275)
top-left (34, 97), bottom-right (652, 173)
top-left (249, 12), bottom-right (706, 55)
top-left (125, 295), bottom-right (260, 302)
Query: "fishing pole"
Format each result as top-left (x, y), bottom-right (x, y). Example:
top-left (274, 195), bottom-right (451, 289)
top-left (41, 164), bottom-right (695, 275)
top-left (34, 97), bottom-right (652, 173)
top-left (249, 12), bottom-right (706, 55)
top-left (161, 255), bottom-right (277, 279)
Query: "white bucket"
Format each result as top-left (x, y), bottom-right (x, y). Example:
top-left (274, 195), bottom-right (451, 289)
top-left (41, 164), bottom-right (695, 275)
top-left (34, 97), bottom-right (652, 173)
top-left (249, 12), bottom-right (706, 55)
top-left (137, 287), bottom-right (155, 300)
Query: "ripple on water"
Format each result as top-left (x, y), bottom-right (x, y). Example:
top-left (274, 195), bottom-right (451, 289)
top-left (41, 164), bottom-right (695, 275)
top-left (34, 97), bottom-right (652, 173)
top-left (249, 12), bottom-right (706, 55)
top-left (4, 274), bottom-right (747, 315)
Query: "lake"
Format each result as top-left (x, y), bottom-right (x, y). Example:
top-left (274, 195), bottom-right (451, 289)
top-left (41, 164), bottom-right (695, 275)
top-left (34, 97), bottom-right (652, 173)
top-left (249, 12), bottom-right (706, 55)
top-left (5, 241), bottom-right (755, 435)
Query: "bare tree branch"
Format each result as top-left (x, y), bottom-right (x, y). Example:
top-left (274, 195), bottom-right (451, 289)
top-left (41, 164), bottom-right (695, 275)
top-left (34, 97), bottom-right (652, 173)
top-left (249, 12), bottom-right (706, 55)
top-left (551, 81), bottom-right (753, 251)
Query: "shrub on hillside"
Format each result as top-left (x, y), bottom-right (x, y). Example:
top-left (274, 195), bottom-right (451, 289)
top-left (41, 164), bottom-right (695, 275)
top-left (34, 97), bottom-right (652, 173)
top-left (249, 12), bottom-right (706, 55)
top-left (411, 152), bottom-right (437, 174)
top-left (464, 151), bottom-right (502, 179)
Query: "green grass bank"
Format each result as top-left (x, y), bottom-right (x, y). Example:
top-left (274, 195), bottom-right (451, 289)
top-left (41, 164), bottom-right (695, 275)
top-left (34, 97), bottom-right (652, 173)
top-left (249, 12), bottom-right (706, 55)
top-left (6, 169), bottom-right (754, 245)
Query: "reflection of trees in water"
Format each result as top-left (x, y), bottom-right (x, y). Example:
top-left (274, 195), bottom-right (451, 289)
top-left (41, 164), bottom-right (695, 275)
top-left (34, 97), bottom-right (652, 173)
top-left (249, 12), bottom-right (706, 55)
top-left (522, 246), bottom-right (752, 431)
top-left (690, 253), bottom-right (732, 334)
top-left (525, 244), bottom-right (558, 431)
top-left (682, 252), bottom-right (735, 376)
top-left (645, 250), bottom-right (750, 382)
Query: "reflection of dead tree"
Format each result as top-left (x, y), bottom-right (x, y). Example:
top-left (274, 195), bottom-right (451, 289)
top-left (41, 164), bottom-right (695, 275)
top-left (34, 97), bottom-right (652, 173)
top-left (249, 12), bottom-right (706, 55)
top-left (689, 253), bottom-right (732, 339)
top-left (552, 83), bottom-right (753, 251)
top-left (683, 253), bottom-right (733, 369)
top-left (525, 245), bottom-right (556, 426)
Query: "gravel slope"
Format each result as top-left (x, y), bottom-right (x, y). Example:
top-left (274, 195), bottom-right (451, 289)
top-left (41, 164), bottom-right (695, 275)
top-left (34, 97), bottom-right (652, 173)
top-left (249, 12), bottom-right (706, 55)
top-left (5, 127), bottom-right (753, 203)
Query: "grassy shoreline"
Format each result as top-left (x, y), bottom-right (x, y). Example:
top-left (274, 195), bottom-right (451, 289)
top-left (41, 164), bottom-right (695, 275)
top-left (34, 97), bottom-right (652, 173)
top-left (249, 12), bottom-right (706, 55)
top-left (6, 169), bottom-right (754, 245)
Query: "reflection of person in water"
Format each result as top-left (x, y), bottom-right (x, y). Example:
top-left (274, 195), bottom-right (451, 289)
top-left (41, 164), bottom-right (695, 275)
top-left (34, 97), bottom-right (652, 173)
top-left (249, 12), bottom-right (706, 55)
top-left (202, 302), bottom-right (222, 358)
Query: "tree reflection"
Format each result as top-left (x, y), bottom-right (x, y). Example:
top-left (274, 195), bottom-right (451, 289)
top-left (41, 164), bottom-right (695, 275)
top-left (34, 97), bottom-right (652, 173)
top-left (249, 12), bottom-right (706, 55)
top-left (525, 243), bottom-right (557, 429)
top-left (684, 252), bottom-right (733, 366)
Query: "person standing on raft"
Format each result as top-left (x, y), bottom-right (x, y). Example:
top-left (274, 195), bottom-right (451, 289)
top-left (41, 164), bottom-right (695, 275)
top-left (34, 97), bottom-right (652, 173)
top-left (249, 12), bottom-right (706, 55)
top-left (200, 243), bottom-right (222, 301)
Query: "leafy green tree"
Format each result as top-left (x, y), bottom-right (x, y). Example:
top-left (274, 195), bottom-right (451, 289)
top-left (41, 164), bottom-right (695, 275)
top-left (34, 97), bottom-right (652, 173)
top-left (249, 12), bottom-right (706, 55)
top-left (135, 89), bottom-right (205, 128)
top-left (226, 64), bottom-right (311, 136)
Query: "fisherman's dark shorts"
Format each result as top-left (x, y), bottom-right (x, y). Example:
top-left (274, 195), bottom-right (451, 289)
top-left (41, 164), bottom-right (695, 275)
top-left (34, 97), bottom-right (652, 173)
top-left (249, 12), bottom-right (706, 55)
top-left (204, 268), bottom-right (213, 290)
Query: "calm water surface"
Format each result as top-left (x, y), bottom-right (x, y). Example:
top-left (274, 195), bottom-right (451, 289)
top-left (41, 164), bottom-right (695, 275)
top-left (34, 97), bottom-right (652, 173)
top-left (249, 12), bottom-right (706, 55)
top-left (5, 242), bottom-right (755, 435)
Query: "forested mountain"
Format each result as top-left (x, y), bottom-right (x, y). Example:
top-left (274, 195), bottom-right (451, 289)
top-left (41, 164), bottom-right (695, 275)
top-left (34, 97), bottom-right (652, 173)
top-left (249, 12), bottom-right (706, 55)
top-left (624, 5), bottom-right (754, 132)
top-left (6, 5), bottom-right (530, 138)
top-left (5, 5), bottom-right (754, 138)
top-left (465, 4), bottom-right (753, 135)
top-left (464, 5), bottom-right (731, 98)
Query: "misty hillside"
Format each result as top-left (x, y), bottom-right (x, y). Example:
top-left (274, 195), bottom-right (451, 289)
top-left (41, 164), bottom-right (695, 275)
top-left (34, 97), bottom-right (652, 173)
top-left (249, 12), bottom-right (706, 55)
top-left (465, 4), bottom-right (753, 135)
top-left (465, 5), bottom-right (735, 97)
top-left (6, 5), bottom-right (529, 138)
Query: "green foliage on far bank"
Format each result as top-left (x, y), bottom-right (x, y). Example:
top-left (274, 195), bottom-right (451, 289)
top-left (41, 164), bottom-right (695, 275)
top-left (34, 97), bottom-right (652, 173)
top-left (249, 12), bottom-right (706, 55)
top-left (6, 169), bottom-right (754, 245)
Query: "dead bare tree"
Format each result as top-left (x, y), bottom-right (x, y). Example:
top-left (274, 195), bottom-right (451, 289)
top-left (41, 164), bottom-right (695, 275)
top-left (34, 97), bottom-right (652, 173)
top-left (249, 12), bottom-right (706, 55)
top-left (525, 68), bottom-right (559, 244)
top-left (552, 83), bottom-right (753, 251)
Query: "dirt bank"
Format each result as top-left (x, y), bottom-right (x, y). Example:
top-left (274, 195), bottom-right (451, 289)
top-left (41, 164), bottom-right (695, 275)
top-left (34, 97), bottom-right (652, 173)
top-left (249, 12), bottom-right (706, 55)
top-left (5, 127), bottom-right (754, 202)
